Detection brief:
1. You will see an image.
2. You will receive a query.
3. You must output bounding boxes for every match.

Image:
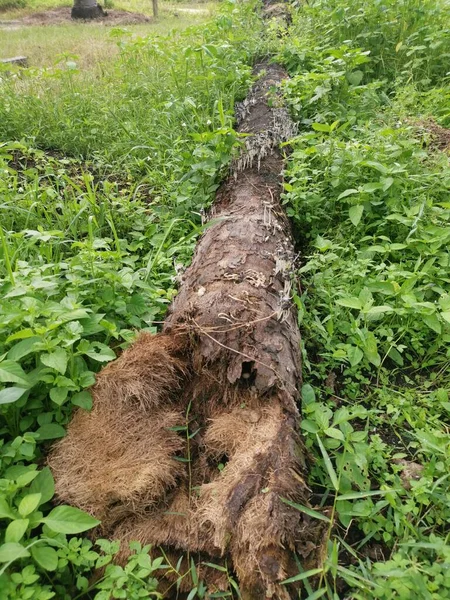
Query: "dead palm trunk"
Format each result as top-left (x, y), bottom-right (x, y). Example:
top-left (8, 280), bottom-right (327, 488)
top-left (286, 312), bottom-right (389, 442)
top-left (71, 0), bottom-right (104, 19)
top-left (49, 64), bottom-right (324, 599)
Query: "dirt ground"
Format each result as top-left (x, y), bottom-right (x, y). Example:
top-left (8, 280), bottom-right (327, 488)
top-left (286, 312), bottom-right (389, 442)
top-left (0, 6), bottom-right (152, 27)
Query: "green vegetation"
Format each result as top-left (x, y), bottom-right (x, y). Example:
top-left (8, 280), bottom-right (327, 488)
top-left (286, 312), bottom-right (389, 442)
top-left (0, 4), bottom-right (262, 597)
top-left (274, 0), bottom-right (450, 597)
top-left (0, 17), bottom-right (209, 70)
top-left (1, 0), bottom-right (450, 597)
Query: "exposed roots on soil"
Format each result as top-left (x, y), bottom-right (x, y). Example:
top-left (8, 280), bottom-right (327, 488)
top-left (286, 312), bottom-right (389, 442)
top-left (49, 64), bottom-right (325, 598)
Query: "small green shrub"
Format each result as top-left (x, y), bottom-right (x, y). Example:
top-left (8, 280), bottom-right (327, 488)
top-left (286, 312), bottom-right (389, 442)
top-left (0, 0), bottom-right (26, 11)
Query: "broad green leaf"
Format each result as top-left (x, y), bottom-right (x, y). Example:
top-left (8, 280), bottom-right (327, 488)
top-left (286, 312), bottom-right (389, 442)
top-left (0, 542), bottom-right (30, 562)
top-left (336, 297), bottom-right (362, 310)
top-left (338, 188), bottom-right (359, 200)
top-left (58, 309), bottom-right (90, 322)
top-left (349, 204), bottom-right (364, 226)
top-left (436, 388), bottom-right (449, 403)
top-left (362, 160), bottom-right (388, 174)
top-left (0, 386), bottom-right (27, 405)
top-left (324, 427), bottom-right (345, 441)
top-left (30, 468), bottom-right (55, 505)
top-left (388, 348), bottom-right (404, 366)
top-left (301, 383), bottom-right (316, 404)
top-left (314, 236), bottom-right (333, 251)
top-left (49, 386), bottom-right (69, 406)
top-left (362, 182), bottom-right (382, 193)
top-left (441, 310), bottom-right (450, 324)
top-left (423, 313), bottom-right (441, 334)
top-left (16, 470), bottom-right (38, 488)
top-left (312, 122), bottom-right (331, 133)
top-left (381, 176), bottom-right (394, 191)
top-left (346, 69), bottom-right (363, 85)
top-left (31, 545), bottom-right (58, 571)
top-left (5, 519), bottom-right (29, 543)
top-left (364, 332), bottom-right (380, 367)
top-left (366, 305), bottom-right (394, 316)
top-left (0, 498), bottom-right (15, 520)
top-left (7, 337), bottom-right (41, 361)
top-left (301, 419), bottom-right (320, 434)
top-left (18, 493), bottom-right (42, 517)
top-left (84, 343), bottom-right (115, 363)
top-left (42, 505), bottom-right (100, 534)
top-left (71, 391), bottom-right (93, 411)
top-left (41, 348), bottom-right (68, 375)
top-left (0, 360), bottom-right (29, 385)
top-left (347, 346), bottom-right (363, 367)
top-left (438, 294), bottom-right (450, 311)
top-left (5, 329), bottom-right (35, 343)
top-left (422, 313), bottom-right (442, 333)
top-left (36, 424), bottom-right (66, 441)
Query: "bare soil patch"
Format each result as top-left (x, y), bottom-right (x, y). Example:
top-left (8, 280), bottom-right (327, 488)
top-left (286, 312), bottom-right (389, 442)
top-left (417, 118), bottom-right (450, 152)
top-left (4, 6), bottom-right (151, 27)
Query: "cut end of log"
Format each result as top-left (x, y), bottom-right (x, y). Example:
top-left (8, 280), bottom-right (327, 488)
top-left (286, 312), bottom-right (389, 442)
top-left (71, 4), bottom-right (106, 19)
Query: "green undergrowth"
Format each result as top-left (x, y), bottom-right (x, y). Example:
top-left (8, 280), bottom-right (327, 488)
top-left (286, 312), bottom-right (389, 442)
top-left (272, 0), bottom-right (450, 597)
top-left (1, 0), bottom-right (450, 598)
top-left (0, 3), bottom-right (262, 598)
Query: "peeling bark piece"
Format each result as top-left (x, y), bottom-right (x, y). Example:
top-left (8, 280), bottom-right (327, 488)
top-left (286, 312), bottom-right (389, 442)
top-left (49, 64), bottom-right (325, 599)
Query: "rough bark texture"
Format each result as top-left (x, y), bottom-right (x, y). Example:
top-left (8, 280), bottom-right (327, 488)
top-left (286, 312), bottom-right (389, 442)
top-left (49, 64), bottom-right (325, 599)
top-left (71, 0), bottom-right (105, 19)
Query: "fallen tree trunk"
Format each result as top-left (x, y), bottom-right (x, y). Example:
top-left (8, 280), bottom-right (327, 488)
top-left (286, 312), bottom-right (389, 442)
top-left (49, 63), bottom-right (324, 599)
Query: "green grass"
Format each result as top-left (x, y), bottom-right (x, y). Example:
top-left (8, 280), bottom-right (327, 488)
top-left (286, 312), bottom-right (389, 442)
top-left (0, 1), bottom-right (214, 69)
top-left (0, 17), bottom-right (210, 69)
top-left (268, 0), bottom-right (450, 596)
top-left (1, 0), bottom-right (450, 598)
top-left (0, 0), bottom-right (214, 20)
top-left (0, 2), bottom-right (263, 597)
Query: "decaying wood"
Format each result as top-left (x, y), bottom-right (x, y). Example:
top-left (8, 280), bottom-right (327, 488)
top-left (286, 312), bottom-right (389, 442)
top-left (49, 64), bottom-right (325, 599)
top-left (0, 56), bottom-right (28, 67)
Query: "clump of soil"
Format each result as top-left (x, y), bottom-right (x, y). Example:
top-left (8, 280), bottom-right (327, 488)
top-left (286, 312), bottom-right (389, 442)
top-left (14, 6), bottom-right (151, 26)
top-left (417, 118), bottom-right (450, 152)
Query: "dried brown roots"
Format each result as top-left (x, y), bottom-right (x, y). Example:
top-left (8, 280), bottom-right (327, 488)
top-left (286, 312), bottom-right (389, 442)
top-left (50, 332), bottom-right (322, 598)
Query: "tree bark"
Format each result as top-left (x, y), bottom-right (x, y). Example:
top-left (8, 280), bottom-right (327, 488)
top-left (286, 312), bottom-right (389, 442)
top-left (49, 64), bottom-right (325, 599)
top-left (152, 0), bottom-right (158, 18)
top-left (71, 0), bottom-right (105, 19)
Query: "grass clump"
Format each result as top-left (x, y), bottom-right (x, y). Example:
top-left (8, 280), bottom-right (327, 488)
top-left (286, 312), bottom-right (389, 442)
top-left (268, 0), bottom-right (450, 597)
top-left (0, 2), bottom-right (263, 597)
top-left (1, 0), bottom-right (450, 597)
